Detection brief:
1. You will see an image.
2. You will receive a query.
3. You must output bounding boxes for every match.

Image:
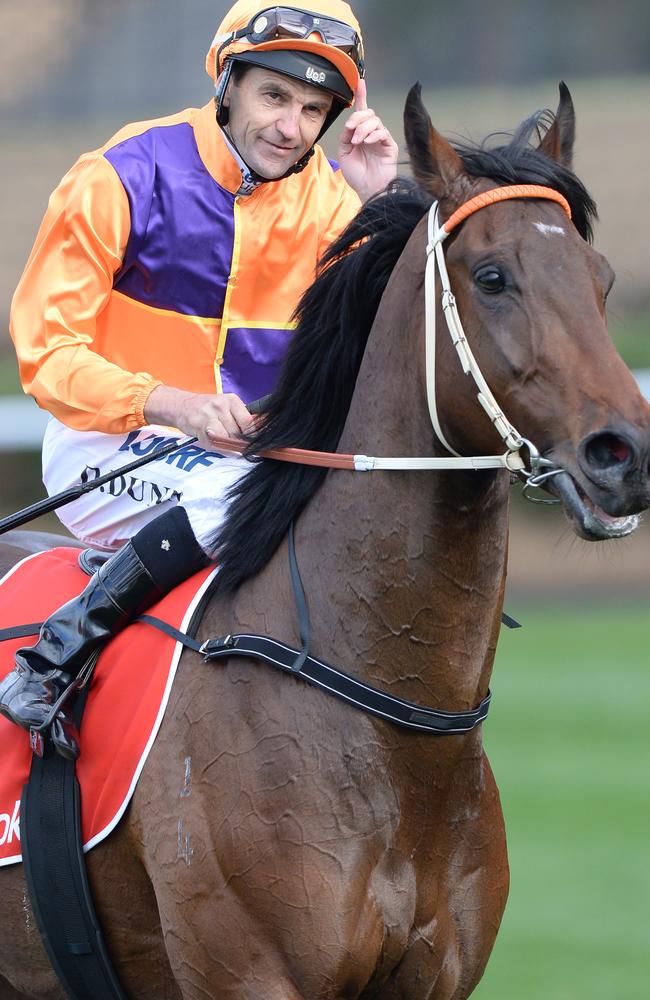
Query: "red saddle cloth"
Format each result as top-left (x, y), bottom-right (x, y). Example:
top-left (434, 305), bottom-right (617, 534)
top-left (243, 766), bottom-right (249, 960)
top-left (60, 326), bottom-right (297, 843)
top-left (0, 548), bottom-right (216, 866)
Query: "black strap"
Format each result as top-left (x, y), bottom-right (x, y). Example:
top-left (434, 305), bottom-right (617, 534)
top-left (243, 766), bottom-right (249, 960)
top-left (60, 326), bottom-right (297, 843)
top-left (21, 692), bottom-right (127, 1000)
top-left (201, 632), bottom-right (492, 733)
top-left (0, 622), bottom-right (45, 640)
top-left (137, 616), bottom-right (491, 735)
top-left (500, 611), bottom-right (522, 629)
top-left (138, 522), bottom-right (493, 735)
top-left (287, 520), bottom-right (310, 672)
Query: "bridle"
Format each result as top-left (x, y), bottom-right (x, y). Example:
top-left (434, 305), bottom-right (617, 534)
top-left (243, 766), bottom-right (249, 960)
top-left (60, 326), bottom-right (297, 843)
top-left (211, 184), bottom-right (572, 495)
top-left (423, 184), bottom-right (571, 499)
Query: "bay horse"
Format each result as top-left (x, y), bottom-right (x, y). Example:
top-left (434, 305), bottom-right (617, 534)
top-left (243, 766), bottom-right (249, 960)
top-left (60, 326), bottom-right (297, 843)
top-left (1, 83), bottom-right (649, 999)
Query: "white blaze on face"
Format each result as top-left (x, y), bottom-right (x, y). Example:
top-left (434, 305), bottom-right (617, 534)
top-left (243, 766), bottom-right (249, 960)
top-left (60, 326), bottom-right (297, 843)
top-left (533, 221), bottom-right (566, 237)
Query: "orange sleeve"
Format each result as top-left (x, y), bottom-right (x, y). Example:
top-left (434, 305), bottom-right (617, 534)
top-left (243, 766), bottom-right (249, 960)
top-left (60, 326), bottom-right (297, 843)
top-left (317, 165), bottom-right (362, 262)
top-left (10, 153), bottom-right (162, 434)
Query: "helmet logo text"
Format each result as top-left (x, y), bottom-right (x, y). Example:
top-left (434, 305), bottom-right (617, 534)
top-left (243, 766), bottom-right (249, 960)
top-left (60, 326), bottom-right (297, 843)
top-left (306, 66), bottom-right (326, 84)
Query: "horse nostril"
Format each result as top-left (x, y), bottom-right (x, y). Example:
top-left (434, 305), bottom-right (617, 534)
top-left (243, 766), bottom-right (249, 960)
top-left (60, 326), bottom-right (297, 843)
top-left (584, 433), bottom-right (633, 470)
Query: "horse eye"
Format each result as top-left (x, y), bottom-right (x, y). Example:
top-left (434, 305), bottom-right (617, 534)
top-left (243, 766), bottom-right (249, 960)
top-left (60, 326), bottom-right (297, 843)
top-left (474, 265), bottom-right (506, 293)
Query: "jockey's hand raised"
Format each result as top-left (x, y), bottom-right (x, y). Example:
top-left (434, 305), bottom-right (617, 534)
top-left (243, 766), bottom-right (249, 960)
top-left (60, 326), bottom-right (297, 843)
top-left (144, 385), bottom-right (254, 450)
top-left (338, 80), bottom-right (398, 203)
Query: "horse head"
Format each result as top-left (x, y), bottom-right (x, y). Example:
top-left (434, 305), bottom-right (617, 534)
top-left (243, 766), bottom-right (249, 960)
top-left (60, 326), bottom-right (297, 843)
top-left (404, 82), bottom-right (650, 540)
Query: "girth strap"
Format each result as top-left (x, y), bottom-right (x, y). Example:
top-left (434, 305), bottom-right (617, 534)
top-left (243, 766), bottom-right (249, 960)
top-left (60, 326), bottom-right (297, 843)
top-left (21, 698), bottom-right (127, 1000)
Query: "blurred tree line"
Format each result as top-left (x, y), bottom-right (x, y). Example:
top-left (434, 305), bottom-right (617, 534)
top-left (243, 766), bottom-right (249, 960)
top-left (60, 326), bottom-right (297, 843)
top-left (1, 0), bottom-right (648, 363)
top-left (358, 0), bottom-right (650, 87)
top-left (2, 0), bottom-right (649, 120)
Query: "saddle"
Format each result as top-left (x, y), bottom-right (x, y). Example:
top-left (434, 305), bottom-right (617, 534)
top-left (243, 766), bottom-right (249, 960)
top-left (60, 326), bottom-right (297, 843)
top-left (0, 547), bottom-right (216, 866)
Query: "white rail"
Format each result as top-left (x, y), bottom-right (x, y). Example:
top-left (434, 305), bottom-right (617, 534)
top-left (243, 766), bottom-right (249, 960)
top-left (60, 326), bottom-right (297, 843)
top-left (0, 397), bottom-right (49, 450)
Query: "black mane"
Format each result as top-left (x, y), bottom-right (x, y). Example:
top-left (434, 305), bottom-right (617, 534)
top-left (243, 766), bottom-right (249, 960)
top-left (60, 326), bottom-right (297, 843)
top-left (210, 110), bottom-right (597, 594)
top-left (454, 109), bottom-right (597, 241)
top-left (209, 179), bottom-right (428, 592)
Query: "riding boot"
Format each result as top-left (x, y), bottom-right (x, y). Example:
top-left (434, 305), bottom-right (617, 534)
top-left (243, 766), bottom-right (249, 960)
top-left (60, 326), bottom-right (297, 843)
top-left (0, 506), bottom-right (209, 759)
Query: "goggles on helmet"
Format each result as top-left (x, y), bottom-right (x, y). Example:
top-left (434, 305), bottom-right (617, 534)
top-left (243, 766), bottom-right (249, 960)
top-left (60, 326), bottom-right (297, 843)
top-left (227, 6), bottom-right (365, 76)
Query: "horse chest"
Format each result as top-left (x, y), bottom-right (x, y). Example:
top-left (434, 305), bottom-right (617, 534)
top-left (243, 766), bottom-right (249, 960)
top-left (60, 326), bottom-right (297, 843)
top-left (348, 848), bottom-right (488, 999)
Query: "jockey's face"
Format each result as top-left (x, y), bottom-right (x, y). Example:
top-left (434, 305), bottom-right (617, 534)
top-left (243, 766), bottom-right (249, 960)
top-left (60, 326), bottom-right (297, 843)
top-left (222, 66), bottom-right (333, 179)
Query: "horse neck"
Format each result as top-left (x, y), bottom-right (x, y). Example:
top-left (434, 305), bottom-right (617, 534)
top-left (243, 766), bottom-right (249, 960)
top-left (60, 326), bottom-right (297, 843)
top-left (295, 240), bottom-right (511, 712)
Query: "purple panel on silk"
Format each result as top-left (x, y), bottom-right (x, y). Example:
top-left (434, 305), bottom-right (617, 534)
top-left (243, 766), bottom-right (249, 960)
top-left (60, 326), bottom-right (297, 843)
top-left (221, 327), bottom-right (295, 403)
top-left (105, 124), bottom-right (235, 318)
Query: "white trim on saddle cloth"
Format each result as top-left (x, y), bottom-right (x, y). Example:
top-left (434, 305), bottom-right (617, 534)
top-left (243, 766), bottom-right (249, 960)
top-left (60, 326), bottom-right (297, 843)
top-left (0, 551), bottom-right (219, 867)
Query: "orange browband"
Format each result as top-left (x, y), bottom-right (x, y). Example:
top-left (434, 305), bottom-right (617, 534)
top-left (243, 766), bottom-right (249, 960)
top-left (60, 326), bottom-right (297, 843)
top-left (442, 184), bottom-right (572, 235)
top-left (203, 184), bottom-right (574, 472)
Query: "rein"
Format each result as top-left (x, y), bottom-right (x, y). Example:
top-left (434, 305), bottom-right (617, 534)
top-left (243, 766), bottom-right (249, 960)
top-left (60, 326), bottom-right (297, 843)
top-left (0, 185), bottom-right (571, 541)
top-left (209, 184), bottom-right (572, 490)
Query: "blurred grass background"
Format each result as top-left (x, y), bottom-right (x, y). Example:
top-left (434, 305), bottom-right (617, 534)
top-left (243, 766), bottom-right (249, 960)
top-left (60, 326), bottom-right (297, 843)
top-left (475, 604), bottom-right (650, 1000)
top-left (1, 2), bottom-right (649, 997)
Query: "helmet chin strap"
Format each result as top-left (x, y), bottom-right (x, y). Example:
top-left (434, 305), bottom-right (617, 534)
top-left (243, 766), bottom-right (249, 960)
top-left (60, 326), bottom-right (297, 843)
top-left (214, 48), bottom-right (347, 184)
top-left (215, 99), bottom-right (316, 185)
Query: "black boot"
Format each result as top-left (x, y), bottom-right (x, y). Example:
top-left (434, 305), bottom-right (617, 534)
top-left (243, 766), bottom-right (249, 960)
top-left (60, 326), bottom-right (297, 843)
top-left (0, 507), bottom-right (208, 758)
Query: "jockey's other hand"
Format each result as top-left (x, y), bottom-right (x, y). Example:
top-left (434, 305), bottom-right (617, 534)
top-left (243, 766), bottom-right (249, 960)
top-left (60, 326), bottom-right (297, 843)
top-left (144, 386), bottom-right (254, 450)
top-left (338, 79), bottom-right (398, 204)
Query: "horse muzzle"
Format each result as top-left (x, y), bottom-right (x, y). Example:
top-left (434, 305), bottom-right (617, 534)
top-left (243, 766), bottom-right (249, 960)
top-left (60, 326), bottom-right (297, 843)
top-left (551, 471), bottom-right (640, 540)
top-left (542, 426), bottom-right (650, 540)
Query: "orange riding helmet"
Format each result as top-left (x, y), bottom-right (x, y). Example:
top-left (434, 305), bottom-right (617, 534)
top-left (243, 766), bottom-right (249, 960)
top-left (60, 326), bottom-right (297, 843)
top-left (207, 1), bottom-right (365, 138)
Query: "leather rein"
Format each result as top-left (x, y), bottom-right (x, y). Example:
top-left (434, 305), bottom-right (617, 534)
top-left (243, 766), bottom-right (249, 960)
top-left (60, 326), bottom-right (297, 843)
top-left (209, 184), bottom-right (572, 491)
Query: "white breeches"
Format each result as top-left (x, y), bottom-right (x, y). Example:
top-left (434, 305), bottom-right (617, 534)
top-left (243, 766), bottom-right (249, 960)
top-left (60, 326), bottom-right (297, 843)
top-left (42, 418), bottom-right (252, 555)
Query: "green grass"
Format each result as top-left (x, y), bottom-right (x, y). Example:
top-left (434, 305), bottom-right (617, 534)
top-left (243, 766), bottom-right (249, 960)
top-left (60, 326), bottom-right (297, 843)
top-left (474, 606), bottom-right (650, 999)
top-left (610, 314), bottom-right (650, 370)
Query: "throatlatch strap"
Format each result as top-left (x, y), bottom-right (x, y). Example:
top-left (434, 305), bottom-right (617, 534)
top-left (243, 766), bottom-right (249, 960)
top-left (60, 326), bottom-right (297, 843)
top-left (21, 699), bottom-right (127, 1000)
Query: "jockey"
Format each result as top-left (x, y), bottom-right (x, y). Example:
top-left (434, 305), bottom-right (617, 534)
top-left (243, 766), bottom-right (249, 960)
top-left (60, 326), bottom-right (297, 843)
top-left (0, 0), bottom-right (398, 758)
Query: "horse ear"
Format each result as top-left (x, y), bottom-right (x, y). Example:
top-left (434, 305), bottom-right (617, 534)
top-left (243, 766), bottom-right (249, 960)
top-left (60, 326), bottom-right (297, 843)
top-left (538, 81), bottom-right (576, 168)
top-left (404, 83), bottom-right (466, 198)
